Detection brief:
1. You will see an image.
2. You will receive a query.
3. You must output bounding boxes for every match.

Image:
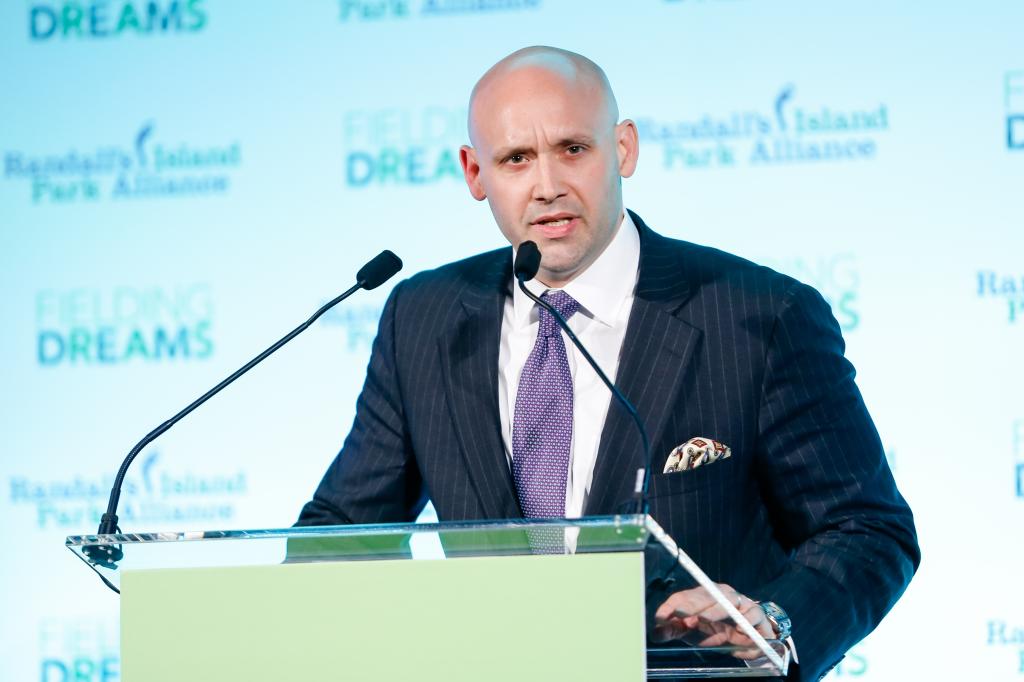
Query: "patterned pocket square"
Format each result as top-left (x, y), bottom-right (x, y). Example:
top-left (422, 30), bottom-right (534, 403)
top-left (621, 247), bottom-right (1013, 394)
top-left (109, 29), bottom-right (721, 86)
top-left (663, 437), bottom-right (732, 473)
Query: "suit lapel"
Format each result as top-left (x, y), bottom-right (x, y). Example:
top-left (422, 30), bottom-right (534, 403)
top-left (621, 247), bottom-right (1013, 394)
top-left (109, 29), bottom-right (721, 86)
top-left (438, 251), bottom-right (522, 519)
top-left (585, 214), bottom-right (704, 515)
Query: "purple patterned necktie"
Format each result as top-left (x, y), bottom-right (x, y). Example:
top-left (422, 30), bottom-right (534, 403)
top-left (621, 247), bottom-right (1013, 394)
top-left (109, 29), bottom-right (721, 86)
top-left (512, 290), bottom-right (580, 518)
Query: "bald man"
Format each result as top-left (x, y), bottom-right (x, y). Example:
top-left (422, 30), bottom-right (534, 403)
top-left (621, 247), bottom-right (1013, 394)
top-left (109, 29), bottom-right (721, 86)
top-left (298, 47), bottom-right (919, 681)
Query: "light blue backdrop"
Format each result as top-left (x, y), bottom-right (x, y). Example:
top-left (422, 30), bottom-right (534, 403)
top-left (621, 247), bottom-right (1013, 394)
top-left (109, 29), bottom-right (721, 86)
top-left (2, 1), bottom-right (1022, 680)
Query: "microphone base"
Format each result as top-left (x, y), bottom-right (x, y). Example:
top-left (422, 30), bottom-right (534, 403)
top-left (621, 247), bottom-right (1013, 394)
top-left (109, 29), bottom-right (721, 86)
top-left (82, 543), bottom-right (124, 569)
top-left (83, 513), bottom-right (124, 568)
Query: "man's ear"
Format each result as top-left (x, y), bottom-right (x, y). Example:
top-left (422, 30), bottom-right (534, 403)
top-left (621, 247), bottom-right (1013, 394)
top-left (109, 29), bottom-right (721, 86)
top-left (615, 119), bottom-right (639, 178)
top-left (459, 145), bottom-right (487, 201)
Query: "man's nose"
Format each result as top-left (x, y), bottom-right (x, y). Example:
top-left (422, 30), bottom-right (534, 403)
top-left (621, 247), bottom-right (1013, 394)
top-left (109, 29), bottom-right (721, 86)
top-left (531, 154), bottom-right (566, 202)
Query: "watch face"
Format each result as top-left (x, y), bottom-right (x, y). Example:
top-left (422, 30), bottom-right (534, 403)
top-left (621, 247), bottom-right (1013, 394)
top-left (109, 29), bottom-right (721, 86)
top-left (761, 601), bottom-right (792, 639)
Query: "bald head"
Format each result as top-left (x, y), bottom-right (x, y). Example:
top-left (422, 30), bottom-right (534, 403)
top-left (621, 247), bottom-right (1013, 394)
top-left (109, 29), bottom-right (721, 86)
top-left (468, 46), bottom-right (619, 145)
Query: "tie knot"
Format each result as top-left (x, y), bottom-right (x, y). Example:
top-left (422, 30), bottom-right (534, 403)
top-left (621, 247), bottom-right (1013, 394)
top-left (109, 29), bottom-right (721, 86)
top-left (538, 290), bottom-right (579, 336)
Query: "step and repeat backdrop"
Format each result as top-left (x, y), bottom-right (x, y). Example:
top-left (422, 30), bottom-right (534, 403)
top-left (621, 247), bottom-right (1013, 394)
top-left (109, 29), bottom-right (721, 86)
top-left (1, 1), bottom-right (1021, 680)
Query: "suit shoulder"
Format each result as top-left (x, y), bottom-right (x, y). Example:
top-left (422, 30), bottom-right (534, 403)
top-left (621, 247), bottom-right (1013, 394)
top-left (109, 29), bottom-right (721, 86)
top-left (666, 237), bottom-right (839, 335)
top-left (664, 235), bottom-right (802, 300)
top-left (643, 233), bottom-right (844, 356)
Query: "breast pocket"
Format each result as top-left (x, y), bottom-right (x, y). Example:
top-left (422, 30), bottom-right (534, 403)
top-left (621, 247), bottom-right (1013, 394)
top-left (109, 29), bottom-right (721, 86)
top-left (647, 453), bottom-right (737, 499)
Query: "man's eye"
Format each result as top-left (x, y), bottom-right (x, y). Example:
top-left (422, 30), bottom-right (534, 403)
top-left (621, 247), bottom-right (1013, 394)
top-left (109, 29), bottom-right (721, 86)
top-left (567, 145), bottom-right (584, 154)
top-left (507, 154), bottom-right (526, 164)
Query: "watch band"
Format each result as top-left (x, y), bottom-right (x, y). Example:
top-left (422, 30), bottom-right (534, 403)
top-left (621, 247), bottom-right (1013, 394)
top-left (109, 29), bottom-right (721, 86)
top-left (758, 601), bottom-right (792, 640)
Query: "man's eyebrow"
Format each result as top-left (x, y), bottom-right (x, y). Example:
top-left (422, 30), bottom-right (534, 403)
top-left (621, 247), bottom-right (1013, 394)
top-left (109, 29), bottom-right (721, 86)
top-left (492, 136), bottom-right (597, 161)
top-left (554, 135), bottom-right (596, 147)
top-left (492, 145), bottom-right (534, 162)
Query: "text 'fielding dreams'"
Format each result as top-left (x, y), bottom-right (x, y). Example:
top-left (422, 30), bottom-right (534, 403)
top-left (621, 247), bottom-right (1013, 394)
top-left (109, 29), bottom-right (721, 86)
top-left (343, 107), bottom-right (465, 186)
top-left (35, 285), bottom-right (214, 366)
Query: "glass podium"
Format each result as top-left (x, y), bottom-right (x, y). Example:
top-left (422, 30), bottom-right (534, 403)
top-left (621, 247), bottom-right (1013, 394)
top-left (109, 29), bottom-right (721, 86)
top-left (67, 515), bottom-right (789, 680)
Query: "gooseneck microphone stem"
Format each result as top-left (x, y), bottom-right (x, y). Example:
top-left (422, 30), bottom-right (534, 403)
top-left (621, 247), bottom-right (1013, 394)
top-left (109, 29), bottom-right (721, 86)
top-left (513, 241), bottom-right (652, 515)
top-left (88, 251), bottom-right (402, 567)
top-left (96, 282), bottom-right (361, 536)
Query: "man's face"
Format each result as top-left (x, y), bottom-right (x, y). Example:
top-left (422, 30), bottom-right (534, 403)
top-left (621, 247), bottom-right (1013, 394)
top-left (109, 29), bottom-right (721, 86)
top-left (460, 67), bottom-right (638, 287)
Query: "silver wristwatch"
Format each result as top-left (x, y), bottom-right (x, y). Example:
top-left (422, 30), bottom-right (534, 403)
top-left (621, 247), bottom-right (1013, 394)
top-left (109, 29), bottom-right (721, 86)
top-left (758, 601), bottom-right (792, 640)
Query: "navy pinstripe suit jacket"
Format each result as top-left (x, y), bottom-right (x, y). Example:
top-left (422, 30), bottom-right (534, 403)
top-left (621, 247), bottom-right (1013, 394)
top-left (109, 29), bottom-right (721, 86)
top-left (297, 211), bottom-right (919, 680)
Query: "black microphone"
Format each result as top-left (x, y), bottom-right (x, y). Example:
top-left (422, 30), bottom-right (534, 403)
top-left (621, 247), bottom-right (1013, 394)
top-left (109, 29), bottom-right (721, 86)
top-left (84, 250), bottom-right (403, 569)
top-left (358, 250), bottom-right (403, 289)
top-left (513, 241), bottom-right (651, 515)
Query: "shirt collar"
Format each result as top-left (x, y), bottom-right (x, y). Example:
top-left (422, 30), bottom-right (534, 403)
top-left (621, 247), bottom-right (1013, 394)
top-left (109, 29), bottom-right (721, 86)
top-left (511, 210), bottom-right (641, 329)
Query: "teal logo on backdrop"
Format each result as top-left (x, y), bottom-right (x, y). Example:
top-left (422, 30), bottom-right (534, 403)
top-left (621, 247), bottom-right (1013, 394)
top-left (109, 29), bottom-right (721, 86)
top-left (8, 451), bottom-right (246, 529)
top-left (760, 253), bottom-right (861, 332)
top-left (30, 0), bottom-right (206, 40)
top-left (976, 271), bottom-right (1024, 324)
top-left (35, 283), bottom-right (214, 366)
top-left (986, 620), bottom-right (1024, 674)
top-left (1007, 70), bottom-right (1024, 150)
top-left (320, 303), bottom-right (383, 350)
top-left (39, 617), bottom-right (119, 682)
top-left (638, 85), bottom-right (888, 170)
top-left (339, 0), bottom-right (539, 22)
top-left (343, 107), bottom-right (464, 187)
top-left (4, 122), bottom-right (240, 204)
top-left (827, 647), bottom-right (868, 677)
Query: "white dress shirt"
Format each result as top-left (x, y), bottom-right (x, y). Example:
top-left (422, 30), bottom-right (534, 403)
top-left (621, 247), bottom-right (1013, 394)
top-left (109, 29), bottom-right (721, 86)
top-left (498, 210), bottom-right (641, 518)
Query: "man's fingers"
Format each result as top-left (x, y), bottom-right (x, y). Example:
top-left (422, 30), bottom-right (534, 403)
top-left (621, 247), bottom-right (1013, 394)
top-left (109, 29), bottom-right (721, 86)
top-left (654, 594), bottom-right (684, 622)
top-left (695, 623), bottom-right (770, 660)
top-left (688, 587), bottom-right (748, 622)
top-left (696, 603), bottom-right (774, 643)
top-left (745, 604), bottom-right (773, 636)
top-left (655, 583), bottom-right (775, 651)
top-left (655, 588), bottom-right (711, 622)
top-left (651, 621), bottom-right (688, 643)
top-left (697, 630), bottom-right (731, 647)
top-left (655, 584), bottom-right (738, 622)
top-left (653, 585), bottom-right (778, 664)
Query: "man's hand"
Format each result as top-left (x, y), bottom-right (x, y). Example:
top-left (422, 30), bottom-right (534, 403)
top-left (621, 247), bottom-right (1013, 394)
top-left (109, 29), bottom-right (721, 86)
top-left (653, 584), bottom-right (775, 658)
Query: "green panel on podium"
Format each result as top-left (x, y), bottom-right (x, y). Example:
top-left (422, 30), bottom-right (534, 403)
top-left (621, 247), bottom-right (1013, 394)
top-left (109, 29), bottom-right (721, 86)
top-left (121, 552), bottom-right (646, 681)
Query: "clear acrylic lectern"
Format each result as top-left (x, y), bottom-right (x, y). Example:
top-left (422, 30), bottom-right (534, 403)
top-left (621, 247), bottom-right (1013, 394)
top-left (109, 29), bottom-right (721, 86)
top-left (67, 515), bottom-right (788, 680)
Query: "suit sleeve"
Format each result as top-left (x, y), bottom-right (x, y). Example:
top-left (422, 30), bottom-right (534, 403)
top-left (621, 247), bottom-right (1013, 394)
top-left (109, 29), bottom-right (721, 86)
top-left (295, 280), bottom-right (426, 526)
top-left (749, 281), bottom-right (920, 680)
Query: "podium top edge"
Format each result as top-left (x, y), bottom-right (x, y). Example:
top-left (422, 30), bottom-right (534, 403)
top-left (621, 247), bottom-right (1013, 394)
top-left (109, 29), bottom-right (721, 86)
top-left (65, 513), bottom-right (652, 546)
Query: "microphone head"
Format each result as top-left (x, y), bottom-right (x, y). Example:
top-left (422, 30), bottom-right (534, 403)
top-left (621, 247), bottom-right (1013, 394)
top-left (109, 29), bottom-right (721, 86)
top-left (513, 241), bottom-right (541, 282)
top-left (357, 250), bottom-right (403, 290)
